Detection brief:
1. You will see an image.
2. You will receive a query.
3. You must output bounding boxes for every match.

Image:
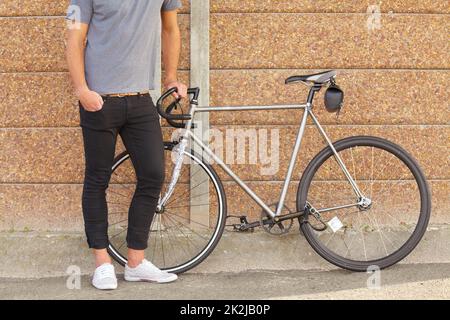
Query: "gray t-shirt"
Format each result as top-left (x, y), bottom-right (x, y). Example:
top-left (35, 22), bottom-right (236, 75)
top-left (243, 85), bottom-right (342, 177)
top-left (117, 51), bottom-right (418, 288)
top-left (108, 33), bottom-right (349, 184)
top-left (66, 0), bottom-right (182, 95)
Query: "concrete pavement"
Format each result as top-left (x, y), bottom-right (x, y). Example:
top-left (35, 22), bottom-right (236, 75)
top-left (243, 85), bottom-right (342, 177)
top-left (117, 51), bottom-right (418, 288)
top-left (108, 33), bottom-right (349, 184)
top-left (1, 263), bottom-right (449, 300)
top-left (2, 227), bottom-right (449, 278)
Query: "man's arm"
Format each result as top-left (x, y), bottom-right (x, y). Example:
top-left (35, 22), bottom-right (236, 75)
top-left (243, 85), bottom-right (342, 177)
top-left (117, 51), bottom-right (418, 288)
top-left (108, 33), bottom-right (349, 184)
top-left (161, 9), bottom-right (187, 98)
top-left (66, 24), bottom-right (103, 111)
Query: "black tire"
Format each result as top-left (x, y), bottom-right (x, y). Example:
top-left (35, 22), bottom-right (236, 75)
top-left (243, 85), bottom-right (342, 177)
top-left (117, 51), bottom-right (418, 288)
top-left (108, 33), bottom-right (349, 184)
top-left (107, 143), bottom-right (227, 274)
top-left (297, 136), bottom-right (431, 271)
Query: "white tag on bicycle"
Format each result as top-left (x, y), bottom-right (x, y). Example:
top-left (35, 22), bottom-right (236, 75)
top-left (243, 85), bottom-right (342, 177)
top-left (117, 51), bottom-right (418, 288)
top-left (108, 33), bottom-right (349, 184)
top-left (327, 216), bottom-right (344, 233)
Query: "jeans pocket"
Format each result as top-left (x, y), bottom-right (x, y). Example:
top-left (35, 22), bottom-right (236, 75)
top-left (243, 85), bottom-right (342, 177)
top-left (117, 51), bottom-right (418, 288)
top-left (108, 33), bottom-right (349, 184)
top-left (141, 94), bottom-right (153, 105)
top-left (79, 101), bottom-right (104, 113)
top-left (137, 95), bottom-right (158, 118)
top-left (79, 101), bottom-right (107, 129)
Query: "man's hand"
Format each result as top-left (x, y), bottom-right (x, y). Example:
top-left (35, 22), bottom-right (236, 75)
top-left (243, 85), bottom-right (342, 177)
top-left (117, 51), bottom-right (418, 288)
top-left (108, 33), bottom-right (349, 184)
top-left (77, 87), bottom-right (104, 112)
top-left (164, 80), bottom-right (188, 99)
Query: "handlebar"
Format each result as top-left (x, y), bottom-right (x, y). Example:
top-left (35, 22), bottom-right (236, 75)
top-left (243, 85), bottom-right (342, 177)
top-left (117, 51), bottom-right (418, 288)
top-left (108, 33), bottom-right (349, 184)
top-left (156, 87), bottom-right (200, 121)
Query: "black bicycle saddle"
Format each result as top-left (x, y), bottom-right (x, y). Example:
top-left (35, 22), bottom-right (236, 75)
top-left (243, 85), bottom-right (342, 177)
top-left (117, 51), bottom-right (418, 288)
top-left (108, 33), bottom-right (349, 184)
top-left (285, 70), bottom-right (337, 85)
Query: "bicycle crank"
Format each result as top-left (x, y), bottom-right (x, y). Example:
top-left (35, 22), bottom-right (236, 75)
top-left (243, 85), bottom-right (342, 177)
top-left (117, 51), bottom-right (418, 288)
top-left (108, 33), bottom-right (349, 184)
top-left (260, 203), bottom-right (295, 235)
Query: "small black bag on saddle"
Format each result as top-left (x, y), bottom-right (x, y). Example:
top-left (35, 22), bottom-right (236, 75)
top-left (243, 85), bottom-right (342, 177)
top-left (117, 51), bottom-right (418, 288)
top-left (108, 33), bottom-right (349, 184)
top-left (324, 80), bottom-right (344, 113)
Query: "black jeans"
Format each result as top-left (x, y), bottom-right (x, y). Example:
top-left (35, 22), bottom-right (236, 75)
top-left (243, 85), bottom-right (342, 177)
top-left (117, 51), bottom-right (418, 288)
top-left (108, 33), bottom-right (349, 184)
top-left (79, 94), bottom-right (165, 250)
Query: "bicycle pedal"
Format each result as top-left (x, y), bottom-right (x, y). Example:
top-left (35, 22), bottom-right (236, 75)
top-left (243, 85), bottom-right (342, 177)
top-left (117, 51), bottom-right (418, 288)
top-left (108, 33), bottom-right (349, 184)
top-left (226, 215), bottom-right (255, 233)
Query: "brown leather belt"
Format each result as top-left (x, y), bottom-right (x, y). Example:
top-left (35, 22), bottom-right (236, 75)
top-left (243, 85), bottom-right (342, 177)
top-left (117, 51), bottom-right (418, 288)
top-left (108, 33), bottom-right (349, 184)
top-left (102, 90), bottom-right (150, 98)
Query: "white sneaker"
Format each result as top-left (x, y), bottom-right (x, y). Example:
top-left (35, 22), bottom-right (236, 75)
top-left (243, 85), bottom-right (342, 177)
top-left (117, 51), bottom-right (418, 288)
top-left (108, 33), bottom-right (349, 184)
top-left (92, 263), bottom-right (118, 290)
top-left (124, 259), bottom-right (178, 283)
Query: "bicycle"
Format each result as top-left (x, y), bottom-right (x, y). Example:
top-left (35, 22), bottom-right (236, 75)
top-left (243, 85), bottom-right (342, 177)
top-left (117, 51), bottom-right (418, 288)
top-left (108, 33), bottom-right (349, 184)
top-left (106, 70), bottom-right (431, 272)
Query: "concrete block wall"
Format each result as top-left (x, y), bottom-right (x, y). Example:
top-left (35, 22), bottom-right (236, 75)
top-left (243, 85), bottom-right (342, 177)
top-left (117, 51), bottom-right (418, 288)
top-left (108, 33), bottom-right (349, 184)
top-left (0, 1), bottom-right (449, 233)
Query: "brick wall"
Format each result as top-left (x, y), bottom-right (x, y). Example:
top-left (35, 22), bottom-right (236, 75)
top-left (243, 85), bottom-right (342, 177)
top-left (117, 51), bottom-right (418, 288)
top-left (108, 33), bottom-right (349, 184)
top-left (0, 1), bottom-right (448, 232)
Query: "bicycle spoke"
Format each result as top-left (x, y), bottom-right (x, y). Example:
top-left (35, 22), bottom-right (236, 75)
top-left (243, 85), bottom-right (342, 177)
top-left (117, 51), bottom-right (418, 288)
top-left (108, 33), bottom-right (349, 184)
top-left (165, 213), bottom-right (210, 241)
top-left (110, 227), bottom-right (127, 239)
top-left (168, 203), bottom-right (211, 210)
top-left (151, 216), bottom-right (158, 261)
top-left (365, 210), bottom-right (389, 257)
top-left (108, 211), bottom-right (128, 216)
top-left (375, 153), bottom-right (396, 183)
top-left (163, 165), bottom-right (202, 201)
top-left (360, 146), bottom-right (368, 190)
top-left (374, 176), bottom-right (411, 202)
top-left (383, 210), bottom-right (414, 231)
top-left (107, 201), bottom-right (129, 209)
top-left (370, 147), bottom-right (375, 199)
top-left (109, 218), bottom-right (128, 227)
top-left (356, 207), bottom-right (368, 261)
top-left (158, 214), bottom-right (166, 267)
top-left (165, 188), bottom-right (210, 208)
top-left (107, 186), bottom-right (132, 200)
top-left (112, 167), bottom-right (136, 189)
top-left (113, 164), bottom-right (136, 184)
top-left (164, 214), bottom-right (200, 258)
top-left (160, 216), bottom-right (178, 264)
top-left (164, 210), bottom-right (211, 229)
top-left (324, 229), bottom-right (338, 247)
top-left (343, 234), bottom-right (357, 258)
top-left (165, 177), bottom-right (208, 207)
top-left (350, 147), bottom-right (357, 183)
top-left (118, 239), bottom-right (127, 250)
top-left (113, 183), bottom-right (135, 197)
top-left (161, 214), bottom-right (191, 263)
top-left (164, 215), bottom-right (197, 252)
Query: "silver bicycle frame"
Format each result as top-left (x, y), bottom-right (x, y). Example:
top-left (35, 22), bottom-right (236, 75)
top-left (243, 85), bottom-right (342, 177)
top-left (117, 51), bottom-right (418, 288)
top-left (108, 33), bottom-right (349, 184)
top-left (160, 101), bottom-right (366, 218)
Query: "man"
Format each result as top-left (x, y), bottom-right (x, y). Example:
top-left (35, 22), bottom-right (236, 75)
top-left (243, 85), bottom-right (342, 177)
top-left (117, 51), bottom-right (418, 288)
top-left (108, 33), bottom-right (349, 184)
top-left (66, 0), bottom-right (187, 290)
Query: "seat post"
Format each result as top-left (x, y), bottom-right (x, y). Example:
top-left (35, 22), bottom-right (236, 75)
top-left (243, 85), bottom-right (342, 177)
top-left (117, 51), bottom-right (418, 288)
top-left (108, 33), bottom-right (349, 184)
top-left (307, 85), bottom-right (322, 106)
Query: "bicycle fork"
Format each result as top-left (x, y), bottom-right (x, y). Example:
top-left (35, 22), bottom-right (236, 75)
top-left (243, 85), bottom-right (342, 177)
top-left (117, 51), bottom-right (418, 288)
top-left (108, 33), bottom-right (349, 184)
top-left (156, 138), bottom-right (188, 211)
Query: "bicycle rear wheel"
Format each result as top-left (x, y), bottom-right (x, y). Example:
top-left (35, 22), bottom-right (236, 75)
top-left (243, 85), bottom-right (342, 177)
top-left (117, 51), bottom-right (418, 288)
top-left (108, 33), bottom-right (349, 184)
top-left (107, 143), bottom-right (227, 274)
top-left (297, 136), bottom-right (431, 271)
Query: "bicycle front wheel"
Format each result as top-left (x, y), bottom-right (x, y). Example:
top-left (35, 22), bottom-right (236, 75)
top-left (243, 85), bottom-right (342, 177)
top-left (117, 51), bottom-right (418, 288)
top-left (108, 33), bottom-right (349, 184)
top-left (107, 143), bottom-right (227, 274)
top-left (298, 136), bottom-right (431, 271)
